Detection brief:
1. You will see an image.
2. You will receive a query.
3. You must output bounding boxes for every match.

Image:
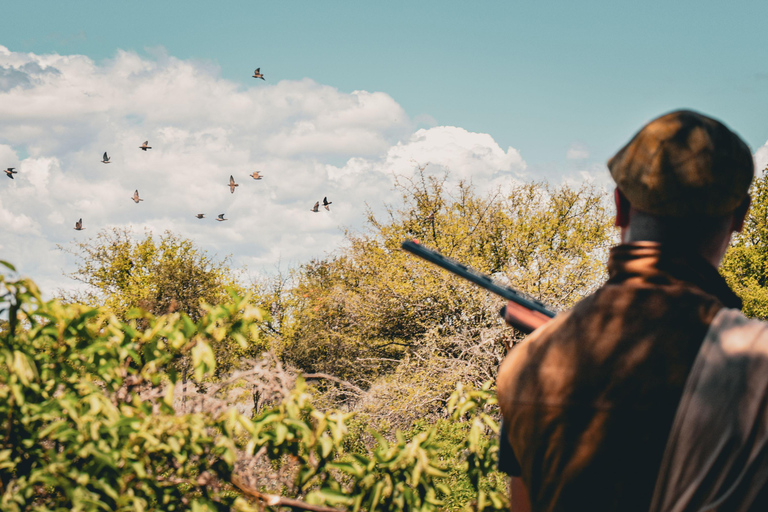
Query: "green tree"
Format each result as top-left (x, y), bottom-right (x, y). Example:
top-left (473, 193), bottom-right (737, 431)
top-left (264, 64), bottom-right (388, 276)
top-left (275, 169), bottom-right (616, 383)
top-left (721, 166), bottom-right (768, 319)
top-left (60, 228), bottom-right (238, 321)
top-left (59, 228), bottom-right (253, 378)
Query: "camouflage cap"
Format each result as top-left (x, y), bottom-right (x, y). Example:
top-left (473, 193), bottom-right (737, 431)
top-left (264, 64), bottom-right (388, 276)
top-left (608, 110), bottom-right (754, 217)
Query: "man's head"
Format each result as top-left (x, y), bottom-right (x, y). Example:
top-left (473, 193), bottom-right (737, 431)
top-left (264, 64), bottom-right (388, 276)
top-left (609, 110), bottom-right (754, 266)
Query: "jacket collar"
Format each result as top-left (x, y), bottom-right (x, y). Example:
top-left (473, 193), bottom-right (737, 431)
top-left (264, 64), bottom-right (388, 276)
top-left (607, 241), bottom-right (742, 310)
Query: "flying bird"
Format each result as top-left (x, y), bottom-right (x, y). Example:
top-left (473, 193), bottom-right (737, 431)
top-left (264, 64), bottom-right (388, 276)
top-left (249, 171), bottom-right (263, 180)
top-left (229, 175), bottom-right (239, 194)
top-left (139, 141), bottom-right (152, 151)
top-left (74, 218), bottom-right (84, 231)
top-left (311, 201), bottom-right (320, 212)
top-left (252, 68), bottom-right (265, 80)
top-left (132, 190), bottom-right (144, 203)
top-left (196, 213), bottom-right (205, 219)
top-left (4, 168), bottom-right (17, 179)
top-left (216, 214), bottom-right (227, 221)
top-left (101, 152), bottom-right (111, 164)
top-left (323, 197), bottom-right (332, 211)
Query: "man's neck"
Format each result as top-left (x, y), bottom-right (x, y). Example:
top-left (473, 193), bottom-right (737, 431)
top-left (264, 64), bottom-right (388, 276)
top-left (621, 224), bottom-right (730, 269)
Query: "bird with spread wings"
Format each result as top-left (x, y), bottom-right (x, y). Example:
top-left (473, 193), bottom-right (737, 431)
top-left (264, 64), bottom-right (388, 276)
top-left (228, 175), bottom-right (239, 194)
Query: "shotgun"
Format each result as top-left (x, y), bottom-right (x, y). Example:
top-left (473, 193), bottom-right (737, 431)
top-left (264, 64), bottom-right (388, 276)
top-left (401, 239), bottom-right (555, 334)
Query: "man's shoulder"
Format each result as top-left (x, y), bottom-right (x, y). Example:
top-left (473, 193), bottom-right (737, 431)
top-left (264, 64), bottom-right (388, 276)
top-left (650, 308), bottom-right (768, 512)
top-left (496, 290), bottom-right (601, 393)
top-left (693, 308), bottom-right (768, 383)
top-left (496, 307), bottom-right (578, 410)
top-left (706, 308), bottom-right (768, 353)
top-left (496, 280), bottom-right (725, 411)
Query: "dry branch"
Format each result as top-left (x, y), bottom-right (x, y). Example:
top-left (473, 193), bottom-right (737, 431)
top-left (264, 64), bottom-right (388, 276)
top-left (232, 474), bottom-right (341, 512)
top-left (303, 372), bottom-right (365, 395)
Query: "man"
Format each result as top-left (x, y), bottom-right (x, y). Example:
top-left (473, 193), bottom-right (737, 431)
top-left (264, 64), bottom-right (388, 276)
top-left (497, 110), bottom-right (764, 511)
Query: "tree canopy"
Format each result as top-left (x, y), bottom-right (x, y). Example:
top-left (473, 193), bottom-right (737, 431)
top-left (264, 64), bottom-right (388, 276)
top-left (721, 166), bottom-right (768, 319)
top-left (269, 170), bottom-right (616, 384)
top-left (60, 228), bottom-right (238, 321)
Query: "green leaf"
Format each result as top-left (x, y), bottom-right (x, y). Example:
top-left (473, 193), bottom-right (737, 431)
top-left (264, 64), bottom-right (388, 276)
top-left (273, 423), bottom-right (288, 445)
top-left (12, 350), bottom-right (39, 386)
top-left (369, 480), bottom-right (385, 510)
top-left (318, 435), bottom-right (334, 459)
top-left (191, 340), bottom-right (216, 381)
top-left (312, 488), bottom-right (355, 506)
top-left (329, 461), bottom-right (364, 478)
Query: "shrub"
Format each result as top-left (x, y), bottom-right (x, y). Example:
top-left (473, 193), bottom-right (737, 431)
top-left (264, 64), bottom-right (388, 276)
top-left (0, 263), bottom-right (508, 511)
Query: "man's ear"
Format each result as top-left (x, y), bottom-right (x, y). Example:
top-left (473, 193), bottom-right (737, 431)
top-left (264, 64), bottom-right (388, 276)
top-left (731, 195), bottom-right (751, 233)
top-left (614, 188), bottom-right (631, 228)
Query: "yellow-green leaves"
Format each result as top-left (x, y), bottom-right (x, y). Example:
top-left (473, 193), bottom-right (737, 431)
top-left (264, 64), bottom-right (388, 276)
top-left (444, 383), bottom-right (507, 512)
top-left (722, 167), bottom-right (768, 320)
top-left (0, 271), bottom-right (266, 512)
top-left (12, 350), bottom-right (38, 386)
top-left (3, 216), bottom-right (517, 512)
top-left (191, 340), bottom-right (215, 381)
top-left (279, 172), bottom-right (615, 386)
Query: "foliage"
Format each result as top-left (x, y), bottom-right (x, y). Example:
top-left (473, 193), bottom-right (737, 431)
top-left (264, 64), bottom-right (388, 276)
top-left (58, 228), bottom-right (259, 377)
top-left (0, 260), bottom-right (259, 511)
top-left (722, 166), bottom-right (768, 319)
top-left (234, 379), bottom-right (506, 512)
top-left (239, 382), bottom-right (451, 511)
top-left (1, 264), bottom-right (507, 512)
top-left (353, 327), bottom-right (505, 433)
top-left (60, 228), bottom-right (238, 321)
top-left (274, 169), bottom-right (616, 384)
top-left (404, 383), bottom-right (508, 512)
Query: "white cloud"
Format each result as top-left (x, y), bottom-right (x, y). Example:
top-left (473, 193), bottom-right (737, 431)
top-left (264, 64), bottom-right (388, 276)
top-left (327, 126), bottom-right (525, 190)
top-left (566, 143), bottom-right (589, 160)
top-left (0, 46), bottom-right (527, 296)
top-left (0, 201), bottom-right (38, 234)
top-left (755, 140), bottom-right (768, 174)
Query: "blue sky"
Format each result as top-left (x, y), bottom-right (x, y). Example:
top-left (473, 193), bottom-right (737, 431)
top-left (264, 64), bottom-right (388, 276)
top-left (2, 1), bottom-right (768, 293)
top-left (6, 0), bottom-right (768, 171)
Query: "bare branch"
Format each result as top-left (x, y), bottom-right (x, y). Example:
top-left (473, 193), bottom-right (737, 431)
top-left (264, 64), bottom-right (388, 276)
top-left (232, 474), bottom-right (341, 512)
top-left (303, 372), bottom-right (365, 395)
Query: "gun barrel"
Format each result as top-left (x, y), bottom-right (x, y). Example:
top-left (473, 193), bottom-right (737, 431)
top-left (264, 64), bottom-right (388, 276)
top-left (401, 239), bottom-right (556, 318)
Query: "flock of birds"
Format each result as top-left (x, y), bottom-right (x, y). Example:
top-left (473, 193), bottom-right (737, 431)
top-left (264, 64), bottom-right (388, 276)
top-left (3, 67), bottom-right (336, 231)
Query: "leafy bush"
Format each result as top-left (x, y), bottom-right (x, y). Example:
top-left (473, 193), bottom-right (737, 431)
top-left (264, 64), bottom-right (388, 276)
top-left (0, 260), bottom-right (261, 511)
top-left (722, 166), bottom-right (768, 319)
top-left (405, 385), bottom-right (508, 512)
top-left (272, 172), bottom-right (615, 386)
top-left (60, 228), bottom-right (240, 321)
top-left (0, 263), bottom-right (507, 511)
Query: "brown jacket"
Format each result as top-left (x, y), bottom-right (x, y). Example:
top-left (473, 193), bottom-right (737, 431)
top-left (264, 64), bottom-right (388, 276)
top-left (497, 242), bottom-right (742, 512)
